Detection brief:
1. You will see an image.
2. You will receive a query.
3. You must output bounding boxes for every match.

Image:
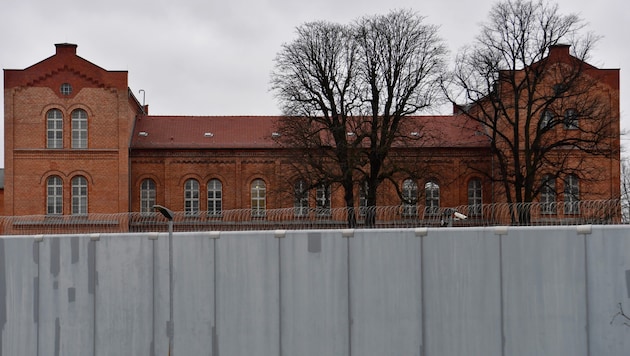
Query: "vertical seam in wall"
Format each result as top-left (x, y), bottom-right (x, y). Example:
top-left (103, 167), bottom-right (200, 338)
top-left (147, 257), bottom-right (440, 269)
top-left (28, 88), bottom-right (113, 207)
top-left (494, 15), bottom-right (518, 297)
top-left (36, 241), bottom-right (40, 356)
top-left (151, 239), bottom-right (156, 356)
top-left (583, 232), bottom-right (591, 356)
top-left (347, 234), bottom-right (352, 356)
top-left (92, 242), bottom-right (97, 356)
top-left (278, 235), bottom-right (282, 356)
top-left (420, 232), bottom-right (425, 356)
top-left (499, 234), bottom-right (505, 356)
top-left (213, 237), bottom-right (218, 356)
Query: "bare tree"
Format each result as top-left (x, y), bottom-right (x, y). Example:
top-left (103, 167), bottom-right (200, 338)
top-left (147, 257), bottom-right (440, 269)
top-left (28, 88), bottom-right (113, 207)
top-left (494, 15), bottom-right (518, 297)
top-left (271, 10), bottom-right (447, 227)
top-left (445, 0), bottom-right (618, 223)
top-left (271, 21), bottom-right (361, 227)
top-left (354, 10), bottom-right (447, 225)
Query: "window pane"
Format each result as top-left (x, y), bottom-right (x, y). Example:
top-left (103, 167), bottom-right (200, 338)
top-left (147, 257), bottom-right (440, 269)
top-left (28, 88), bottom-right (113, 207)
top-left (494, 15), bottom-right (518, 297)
top-left (359, 181), bottom-right (369, 217)
top-left (541, 175), bottom-right (556, 214)
top-left (47, 176), bottom-right (63, 215)
top-left (425, 181), bottom-right (439, 215)
top-left (467, 179), bottom-right (482, 216)
top-left (564, 174), bottom-right (579, 214)
top-left (207, 179), bottom-right (222, 216)
top-left (184, 179), bottom-right (200, 215)
top-left (251, 179), bottom-right (266, 217)
top-left (316, 184), bottom-right (331, 217)
top-left (71, 109), bottom-right (88, 148)
top-left (47, 109), bottom-right (63, 149)
top-left (71, 176), bottom-right (88, 215)
top-left (402, 179), bottom-right (418, 217)
top-left (140, 179), bottom-right (156, 214)
top-left (294, 180), bottom-right (308, 217)
top-left (564, 109), bottom-right (578, 129)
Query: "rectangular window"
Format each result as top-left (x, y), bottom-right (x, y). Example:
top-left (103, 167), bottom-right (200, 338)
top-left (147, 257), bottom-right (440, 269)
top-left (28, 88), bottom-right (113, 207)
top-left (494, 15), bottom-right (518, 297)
top-left (540, 175), bottom-right (557, 214)
top-left (140, 179), bottom-right (156, 214)
top-left (316, 184), bottom-right (331, 217)
top-left (294, 180), bottom-right (309, 217)
top-left (564, 175), bottom-right (579, 214)
top-left (467, 179), bottom-right (482, 216)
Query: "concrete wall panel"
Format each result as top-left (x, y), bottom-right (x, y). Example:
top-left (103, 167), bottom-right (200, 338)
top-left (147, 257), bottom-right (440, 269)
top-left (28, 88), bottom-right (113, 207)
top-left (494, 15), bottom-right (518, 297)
top-left (349, 229), bottom-right (423, 356)
top-left (502, 227), bottom-right (588, 356)
top-left (423, 228), bottom-right (502, 356)
top-left (280, 230), bottom-right (349, 356)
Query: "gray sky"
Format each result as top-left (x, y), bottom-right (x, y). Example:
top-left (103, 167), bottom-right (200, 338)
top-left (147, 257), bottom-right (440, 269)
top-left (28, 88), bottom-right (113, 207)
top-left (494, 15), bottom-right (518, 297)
top-left (1, 0), bottom-right (628, 158)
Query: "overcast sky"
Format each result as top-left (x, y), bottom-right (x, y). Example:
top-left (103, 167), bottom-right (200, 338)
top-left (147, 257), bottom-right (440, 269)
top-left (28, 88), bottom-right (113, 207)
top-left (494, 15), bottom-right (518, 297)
top-left (1, 0), bottom-right (628, 159)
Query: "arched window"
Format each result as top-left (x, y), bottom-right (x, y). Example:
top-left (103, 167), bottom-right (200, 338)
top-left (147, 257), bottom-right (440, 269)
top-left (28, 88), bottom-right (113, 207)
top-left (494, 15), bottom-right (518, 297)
top-left (47, 176), bottom-right (63, 215)
top-left (359, 181), bottom-right (369, 217)
top-left (71, 109), bottom-right (88, 148)
top-left (564, 174), bottom-right (579, 214)
top-left (251, 179), bottom-right (266, 217)
top-left (316, 184), bottom-right (331, 217)
top-left (184, 179), bottom-right (200, 216)
top-left (402, 179), bottom-right (418, 217)
top-left (539, 110), bottom-right (553, 130)
top-left (207, 179), bottom-right (222, 217)
top-left (468, 179), bottom-right (482, 216)
top-left (47, 109), bottom-right (63, 149)
top-left (425, 181), bottom-right (440, 215)
top-left (294, 180), bottom-right (309, 217)
top-left (540, 175), bottom-right (556, 214)
top-left (564, 109), bottom-right (578, 129)
top-left (71, 176), bottom-right (88, 215)
top-left (140, 179), bottom-right (156, 214)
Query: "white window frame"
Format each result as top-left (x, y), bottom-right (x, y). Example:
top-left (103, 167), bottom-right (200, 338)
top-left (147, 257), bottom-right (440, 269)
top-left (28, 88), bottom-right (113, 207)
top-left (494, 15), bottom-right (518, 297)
top-left (540, 175), bottom-right (557, 214)
top-left (402, 179), bottom-right (418, 217)
top-left (425, 181), bottom-right (440, 216)
top-left (294, 180), bottom-right (309, 217)
top-left (564, 174), bottom-right (580, 214)
top-left (207, 179), bottom-right (222, 217)
top-left (47, 109), bottom-right (63, 149)
top-left (71, 176), bottom-right (88, 215)
top-left (316, 184), bottom-right (331, 217)
top-left (140, 179), bottom-right (156, 214)
top-left (251, 179), bottom-right (266, 218)
top-left (468, 179), bottom-right (483, 216)
top-left (47, 176), bottom-right (63, 215)
top-left (71, 109), bottom-right (88, 148)
top-left (184, 179), bottom-right (200, 216)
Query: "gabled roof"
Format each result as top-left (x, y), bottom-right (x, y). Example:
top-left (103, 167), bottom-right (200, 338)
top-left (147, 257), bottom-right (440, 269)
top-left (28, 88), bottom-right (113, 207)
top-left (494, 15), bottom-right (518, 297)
top-left (3, 43), bottom-right (128, 91)
top-left (130, 115), bottom-right (490, 150)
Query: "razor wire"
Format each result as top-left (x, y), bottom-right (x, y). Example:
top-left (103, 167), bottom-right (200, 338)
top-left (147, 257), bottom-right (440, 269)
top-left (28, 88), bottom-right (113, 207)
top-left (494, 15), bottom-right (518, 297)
top-left (0, 199), bottom-right (624, 235)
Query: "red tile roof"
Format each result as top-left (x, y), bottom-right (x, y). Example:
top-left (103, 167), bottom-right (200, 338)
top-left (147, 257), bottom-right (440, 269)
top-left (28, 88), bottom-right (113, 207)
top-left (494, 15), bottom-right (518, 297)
top-left (130, 115), bottom-right (489, 149)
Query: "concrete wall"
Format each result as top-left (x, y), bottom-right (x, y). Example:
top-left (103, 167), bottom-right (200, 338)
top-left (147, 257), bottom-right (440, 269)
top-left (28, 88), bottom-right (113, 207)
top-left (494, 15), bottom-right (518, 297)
top-left (0, 226), bottom-right (629, 355)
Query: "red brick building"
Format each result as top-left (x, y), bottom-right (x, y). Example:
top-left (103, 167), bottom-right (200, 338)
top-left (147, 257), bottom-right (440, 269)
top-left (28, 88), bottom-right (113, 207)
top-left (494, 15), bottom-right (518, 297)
top-left (2, 44), bottom-right (620, 228)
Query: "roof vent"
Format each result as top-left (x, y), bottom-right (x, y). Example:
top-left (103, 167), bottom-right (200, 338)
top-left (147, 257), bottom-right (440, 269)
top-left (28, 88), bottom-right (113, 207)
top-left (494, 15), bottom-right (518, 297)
top-left (204, 132), bottom-right (214, 137)
top-left (138, 131), bottom-right (149, 137)
top-left (271, 132), bottom-right (281, 138)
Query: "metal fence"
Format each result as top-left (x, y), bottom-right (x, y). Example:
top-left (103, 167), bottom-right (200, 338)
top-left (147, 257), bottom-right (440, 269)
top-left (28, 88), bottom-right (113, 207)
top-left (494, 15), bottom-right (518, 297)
top-left (1, 199), bottom-right (623, 235)
top-left (1, 226), bottom-right (629, 355)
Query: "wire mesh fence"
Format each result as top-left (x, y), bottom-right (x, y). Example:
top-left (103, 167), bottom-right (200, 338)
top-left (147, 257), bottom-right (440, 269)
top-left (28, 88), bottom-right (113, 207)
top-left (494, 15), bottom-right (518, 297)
top-left (0, 199), bottom-right (624, 236)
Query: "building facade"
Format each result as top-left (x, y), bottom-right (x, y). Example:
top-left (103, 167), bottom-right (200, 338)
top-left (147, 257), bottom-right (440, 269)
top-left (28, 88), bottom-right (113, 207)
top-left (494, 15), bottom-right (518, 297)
top-left (2, 44), bottom-right (620, 230)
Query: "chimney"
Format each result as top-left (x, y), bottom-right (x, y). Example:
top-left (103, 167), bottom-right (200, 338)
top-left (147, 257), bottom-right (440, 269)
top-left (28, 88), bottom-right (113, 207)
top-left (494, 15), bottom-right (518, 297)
top-left (548, 44), bottom-right (570, 58)
top-left (55, 43), bottom-right (78, 56)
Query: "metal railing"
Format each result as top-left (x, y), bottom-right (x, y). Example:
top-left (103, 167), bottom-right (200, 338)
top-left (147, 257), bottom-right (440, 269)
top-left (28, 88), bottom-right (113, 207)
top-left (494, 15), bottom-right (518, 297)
top-left (0, 199), bottom-right (623, 235)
